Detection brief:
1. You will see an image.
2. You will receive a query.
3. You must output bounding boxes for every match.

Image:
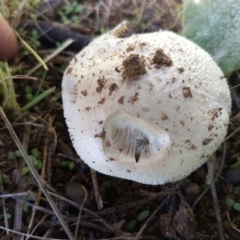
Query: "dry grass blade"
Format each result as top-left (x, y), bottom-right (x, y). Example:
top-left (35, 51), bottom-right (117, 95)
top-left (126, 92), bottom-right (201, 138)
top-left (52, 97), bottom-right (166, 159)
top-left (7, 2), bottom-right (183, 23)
top-left (91, 168), bottom-right (103, 210)
top-left (0, 106), bottom-right (74, 240)
top-left (224, 126), bottom-right (240, 141)
top-left (13, 124), bottom-right (30, 240)
top-left (0, 225), bottom-right (68, 240)
top-left (136, 196), bottom-right (169, 238)
top-left (0, 174), bottom-right (9, 235)
top-left (192, 142), bottom-right (227, 209)
top-left (0, 75), bottom-right (38, 84)
top-left (26, 38), bottom-right (74, 76)
top-left (207, 160), bottom-right (225, 240)
top-left (74, 185), bottom-right (88, 239)
top-left (26, 137), bottom-right (49, 237)
top-left (15, 31), bottom-right (48, 71)
top-left (227, 211), bottom-right (240, 233)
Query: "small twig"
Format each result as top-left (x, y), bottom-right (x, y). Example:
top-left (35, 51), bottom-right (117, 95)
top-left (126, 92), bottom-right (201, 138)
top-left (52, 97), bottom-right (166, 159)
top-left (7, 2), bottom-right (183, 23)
top-left (216, 142), bottom-right (227, 178)
top-left (49, 192), bottom-right (132, 237)
top-left (25, 38), bottom-right (74, 76)
top-left (90, 168), bottom-right (103, 210)
top-left (0, 174), bottom-right (9, 235)
top-left (0, 191), bottom-right (35, 199)
top-left (26, 136), bottom-right (48, 237)
top-left (0, 107), bottom-right (74, 240)
top-left (74, 185), bottom-right (88, 239)
top-left (97, 191), bottom-right (172, 217)
top-left (192, 186), bottom-right (210, 210)
top-left (13, 124), bottom-right (30, 240)
top-left (28, 214), bottom-right (50, 240)
top-left (192, 142), bottom-right (227, 209)
top-left (227, 211), bottom-right (240, 233)
top-left (15, 31), bottom-right (48, 71)
top-left (0, 75), bottom-right (38, 84)
top-left (1, 188), bottom-right (128, 237)
top-left (207, 160), bottom-right (225, 240)
top-left (136, 196), bottom-right (169, 238)
top-left (224, 126), bottom-right (240, 141)
top-left (0, 226), bottom-right (68, 240)
top-left (41, 225), bottom-right (57, 238)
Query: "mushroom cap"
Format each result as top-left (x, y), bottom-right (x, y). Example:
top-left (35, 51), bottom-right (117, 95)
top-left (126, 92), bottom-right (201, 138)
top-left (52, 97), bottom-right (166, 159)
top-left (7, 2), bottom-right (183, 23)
top-left (62, 27), bottom-right (231, 185)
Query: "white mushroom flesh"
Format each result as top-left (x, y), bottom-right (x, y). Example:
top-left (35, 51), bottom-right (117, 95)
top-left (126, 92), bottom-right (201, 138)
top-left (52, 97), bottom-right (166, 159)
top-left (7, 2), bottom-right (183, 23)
top-left (62, 23), bottom-right (231, 185)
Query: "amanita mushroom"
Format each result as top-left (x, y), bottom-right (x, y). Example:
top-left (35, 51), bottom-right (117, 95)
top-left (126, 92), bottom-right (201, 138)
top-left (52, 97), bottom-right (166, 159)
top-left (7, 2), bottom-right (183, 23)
top-left (62, 22), bottom-right (231, 185)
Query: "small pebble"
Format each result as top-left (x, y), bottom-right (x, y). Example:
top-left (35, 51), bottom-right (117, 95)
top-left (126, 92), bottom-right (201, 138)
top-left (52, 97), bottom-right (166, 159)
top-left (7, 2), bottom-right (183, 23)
top-left (64, 181), bottom-right (91, 207)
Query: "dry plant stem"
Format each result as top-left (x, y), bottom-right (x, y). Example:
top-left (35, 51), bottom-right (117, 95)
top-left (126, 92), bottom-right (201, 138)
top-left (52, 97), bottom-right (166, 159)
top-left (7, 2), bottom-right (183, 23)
top-left (0, 75), bottom-right (38, 84)
top-left (136, 196), bottom-right (169, 238)
top-left (136, 0), bottom-right (146, 23)
top-left (11, 0), bottom-right (28, 28)
top-left (90, 168), bottom-right (103, 210)
top-left (224, 126), bottom-right (240, 141)
top-left (0, 107), bottom-right (74, 240)
top-left (0, 122), bottom-right (44, 132)
top-left (0, 226), bottom-right (67, 240)
top-left (207, 160), bottom-right (225, 240)
top-left (97, 191), bottom-right (172, 217)
top-left (227, 211), bottom-right (240, 233)
top-left (192, 186), bottom-right (209, 210)
top-left (216, 142), bottom-right (227, 178)
top-left (26, 137), bottom-right (48, 237)
top-left (210, 180), bottom-right (225, 240)
top-left (0, 189), bottom-right (131, 236)
top-left (13, 124), bottom-right (30, 240)
top-left (74, 185), bottom-right (87, 239)
top-left (0, 174), bottom-right (9, 235)
top-left (26, 38), bottom-right (74, 76)
top-left (192, 142), bottom-right (227, 209)
top-left (41, 225), bottom-right (57, 238)
top-left (48, 192), bottom-right (132, 237)
top-left (0, 191), bottom-right (58, 216)
top-left (46, 117), bottom-right (58, 183)
top-left (27, 214), bottom-right (49, 239)
top-left (15, 31), bottom-right (48, 71)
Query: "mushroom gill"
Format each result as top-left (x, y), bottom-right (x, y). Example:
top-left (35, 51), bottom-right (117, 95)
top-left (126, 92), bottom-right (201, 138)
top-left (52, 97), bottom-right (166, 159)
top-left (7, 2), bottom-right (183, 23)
top-left (102, 112), bottom-right (171, 166)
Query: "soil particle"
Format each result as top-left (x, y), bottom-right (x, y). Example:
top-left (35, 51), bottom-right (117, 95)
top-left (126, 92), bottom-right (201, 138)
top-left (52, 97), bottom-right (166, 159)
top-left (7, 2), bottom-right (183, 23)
top-left (118, 96), bottom-right (125, 104)
top-left (94, 130), bottom-right (106, 139)
top-left (67, 67), bottom-right (73, 74)
top-left (129, 92), bottom-right (139, 104)
top-left (203, 138), bottom-right (212, 145)
top-left (178, 67), bottom-right (184, 73)
top-left (85, 106), bottom-right (91, 111)
top-left (81, 90), bottom-right (88, 96)
top-left (109, 83), bottom-right (118, 95)
top-left (126, 44), bottom-right (134, 52)
top-left (122, 54), bottom-right (147, 78)
top-left (98, 97), bottom-right (106, 105)
top-left (152, 48), bottom-right (173, 67)
top-left (182, 87), bottom-right (192, 98)
top-left (161, 113), bottom-right (168, 120)
top-left (96, 77), bottom-right (106, 93)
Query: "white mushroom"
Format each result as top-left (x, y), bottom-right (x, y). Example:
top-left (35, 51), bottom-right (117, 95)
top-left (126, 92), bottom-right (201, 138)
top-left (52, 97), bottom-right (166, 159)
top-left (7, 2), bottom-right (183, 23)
top-left (62, 23), bottom-right (231, 185)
